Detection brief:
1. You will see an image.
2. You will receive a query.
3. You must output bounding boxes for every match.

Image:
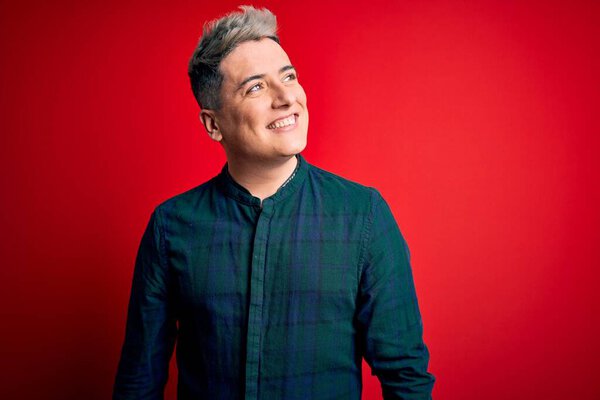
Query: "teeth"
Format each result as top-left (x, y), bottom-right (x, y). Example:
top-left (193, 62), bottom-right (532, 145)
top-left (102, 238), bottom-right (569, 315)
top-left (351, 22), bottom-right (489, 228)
top-left (268, 115), bottom-right (296, 129)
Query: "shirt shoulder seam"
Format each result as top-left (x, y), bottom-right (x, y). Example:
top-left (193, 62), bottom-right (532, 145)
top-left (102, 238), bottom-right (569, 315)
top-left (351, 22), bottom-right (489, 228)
top-left (154, 206), bottom-right (170, 274)
top-left (357, 188), bottom-right (382, 283)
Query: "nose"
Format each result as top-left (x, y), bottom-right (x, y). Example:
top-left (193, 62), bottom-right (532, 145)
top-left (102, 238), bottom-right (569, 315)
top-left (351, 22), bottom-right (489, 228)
top-left (271, 82), bottom-right (296, 108)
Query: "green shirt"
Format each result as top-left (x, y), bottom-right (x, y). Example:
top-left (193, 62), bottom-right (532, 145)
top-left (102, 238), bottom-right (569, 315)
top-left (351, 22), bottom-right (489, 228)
top-left (114, 154), bottom-right (434, 399)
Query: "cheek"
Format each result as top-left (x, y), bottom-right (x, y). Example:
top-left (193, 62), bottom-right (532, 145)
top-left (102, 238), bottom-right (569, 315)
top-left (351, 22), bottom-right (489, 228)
top-left (244, 111), bottom-right (265, 130)
top-left (296, 85), bottom-right (308, 106)
top-left (244, 104), bottom-right (272, 130)
top-left (221, 101), bottom-right (271, 134)
top-left (298, 87), bottom-right (309, 124)
top-left (231, 107), bottom-right (259, 129)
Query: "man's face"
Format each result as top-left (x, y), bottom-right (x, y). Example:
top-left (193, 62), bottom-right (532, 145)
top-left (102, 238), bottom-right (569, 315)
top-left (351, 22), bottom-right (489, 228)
top-left (209, 38), bottom-right (308, 164)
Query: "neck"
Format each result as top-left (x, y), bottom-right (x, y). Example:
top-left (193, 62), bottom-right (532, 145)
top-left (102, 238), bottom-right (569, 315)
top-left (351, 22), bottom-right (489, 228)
top-left (226, 155), bottom-right (298, 202)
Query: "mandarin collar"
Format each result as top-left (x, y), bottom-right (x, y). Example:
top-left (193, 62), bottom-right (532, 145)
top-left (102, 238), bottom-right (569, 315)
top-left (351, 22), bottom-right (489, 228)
top-left (216, 154), bottom-right (308, 207)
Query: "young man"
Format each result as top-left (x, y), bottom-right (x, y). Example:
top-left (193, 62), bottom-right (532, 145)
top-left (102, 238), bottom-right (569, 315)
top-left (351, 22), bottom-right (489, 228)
top-left (114, 6), bottom-right (434, 400)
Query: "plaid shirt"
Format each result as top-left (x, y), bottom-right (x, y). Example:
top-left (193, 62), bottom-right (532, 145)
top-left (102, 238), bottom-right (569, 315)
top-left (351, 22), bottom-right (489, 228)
top-left (114, 154), bottom-right (434, 399)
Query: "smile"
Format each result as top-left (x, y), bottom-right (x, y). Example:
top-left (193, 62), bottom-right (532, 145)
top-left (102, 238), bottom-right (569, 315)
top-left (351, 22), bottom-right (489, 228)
top-left (267, 114), bottom-right (298, 129)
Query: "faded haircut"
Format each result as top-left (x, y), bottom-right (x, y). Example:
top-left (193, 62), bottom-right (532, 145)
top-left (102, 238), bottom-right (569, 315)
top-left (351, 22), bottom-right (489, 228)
top-left (188, 5), bottom-right (280, 110)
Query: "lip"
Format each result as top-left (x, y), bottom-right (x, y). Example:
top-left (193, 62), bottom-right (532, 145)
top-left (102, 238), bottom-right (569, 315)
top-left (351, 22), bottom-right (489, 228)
top-left (266, 113), bottom-right (299, 130)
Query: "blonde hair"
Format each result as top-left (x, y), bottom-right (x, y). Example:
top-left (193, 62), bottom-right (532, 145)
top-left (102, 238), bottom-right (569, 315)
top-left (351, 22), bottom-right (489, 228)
top-left (188, 5), bottom-right (279, 110)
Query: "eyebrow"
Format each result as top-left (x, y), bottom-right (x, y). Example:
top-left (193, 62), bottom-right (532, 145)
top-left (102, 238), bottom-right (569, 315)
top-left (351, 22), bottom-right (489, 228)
top-left (237, 65), bottom-right (296, 90)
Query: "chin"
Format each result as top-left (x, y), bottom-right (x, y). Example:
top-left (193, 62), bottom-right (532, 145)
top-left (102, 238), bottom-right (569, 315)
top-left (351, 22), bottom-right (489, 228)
top-left (286, 137), bottom-right (308, 155)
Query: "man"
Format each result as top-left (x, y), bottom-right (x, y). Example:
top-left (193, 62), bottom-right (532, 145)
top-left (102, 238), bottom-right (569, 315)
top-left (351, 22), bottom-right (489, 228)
top-left (113, 6), bottom-right (434, 400)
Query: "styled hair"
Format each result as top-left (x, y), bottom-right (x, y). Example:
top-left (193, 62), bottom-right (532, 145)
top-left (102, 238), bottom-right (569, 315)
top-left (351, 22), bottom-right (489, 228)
top-left (188, 5), bottom-right (280, 110)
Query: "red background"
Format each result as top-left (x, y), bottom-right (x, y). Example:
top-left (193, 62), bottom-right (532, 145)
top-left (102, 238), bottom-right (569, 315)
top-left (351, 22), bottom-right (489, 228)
top-left (1, 0), bottom-right (599, 398)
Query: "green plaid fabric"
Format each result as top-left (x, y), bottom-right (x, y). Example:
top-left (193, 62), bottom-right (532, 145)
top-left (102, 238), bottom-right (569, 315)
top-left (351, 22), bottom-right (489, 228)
top-left (114, 154), bottom-right (434, 399)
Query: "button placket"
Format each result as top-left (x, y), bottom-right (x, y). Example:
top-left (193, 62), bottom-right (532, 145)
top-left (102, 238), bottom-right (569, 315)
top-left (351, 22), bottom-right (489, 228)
top-left (244, 201), bottom-right (274, 400)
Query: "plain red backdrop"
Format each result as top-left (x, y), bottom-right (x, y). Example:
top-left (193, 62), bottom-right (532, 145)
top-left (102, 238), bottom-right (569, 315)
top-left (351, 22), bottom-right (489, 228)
top-left (1, 0), bottom-right (599, 398)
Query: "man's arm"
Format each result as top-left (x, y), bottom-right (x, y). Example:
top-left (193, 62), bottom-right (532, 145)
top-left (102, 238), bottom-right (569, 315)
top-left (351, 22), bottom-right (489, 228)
top-left (113, 209), bottom-right (177, 400)
top-left (356, 190), bottom-right (435, 399)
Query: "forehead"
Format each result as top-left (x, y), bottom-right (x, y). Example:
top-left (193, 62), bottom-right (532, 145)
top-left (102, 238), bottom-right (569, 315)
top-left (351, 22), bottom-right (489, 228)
top-left (219, 38), bottom-right (292, 84)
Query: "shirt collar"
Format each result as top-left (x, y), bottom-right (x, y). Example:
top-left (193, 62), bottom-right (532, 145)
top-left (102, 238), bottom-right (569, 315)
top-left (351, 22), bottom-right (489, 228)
top-left (216, 154), bottom-right (308, 207)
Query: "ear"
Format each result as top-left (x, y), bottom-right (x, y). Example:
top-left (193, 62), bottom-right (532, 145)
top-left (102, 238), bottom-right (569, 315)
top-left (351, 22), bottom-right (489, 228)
top-left (200, 109), bottom-right (223, 142)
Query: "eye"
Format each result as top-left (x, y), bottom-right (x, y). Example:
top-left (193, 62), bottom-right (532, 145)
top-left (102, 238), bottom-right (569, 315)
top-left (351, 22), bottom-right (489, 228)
top-left (246, 82), bottom-right (264, 94)
top-left (283, 72), bottom-right (297, 82)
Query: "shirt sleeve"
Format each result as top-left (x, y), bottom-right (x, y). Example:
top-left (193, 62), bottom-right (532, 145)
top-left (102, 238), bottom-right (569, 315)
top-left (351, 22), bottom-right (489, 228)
top-left (356, 190), bottom-right (435, 399)
top-left (113, 209), bottom-right (177, 400)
